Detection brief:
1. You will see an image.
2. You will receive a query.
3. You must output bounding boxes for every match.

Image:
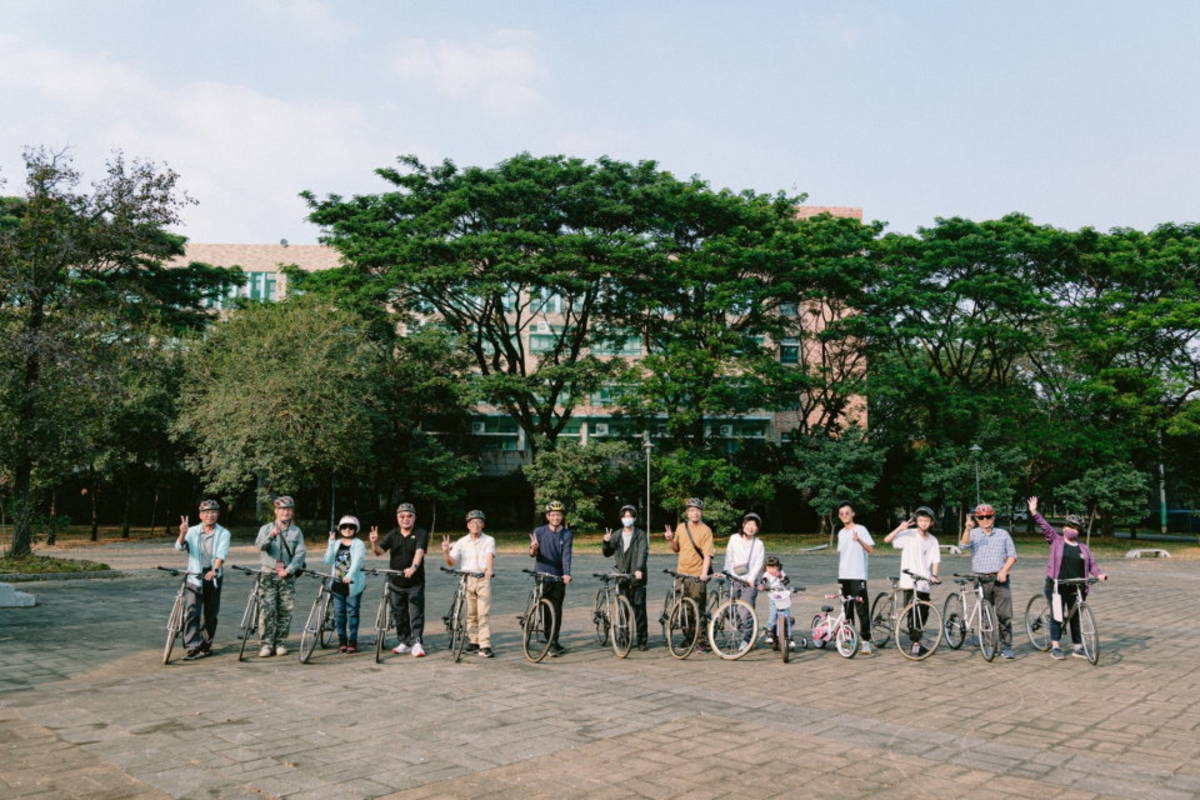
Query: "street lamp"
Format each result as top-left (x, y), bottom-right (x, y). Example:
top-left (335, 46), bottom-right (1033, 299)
top-left (969, 444), bottom-right (983, 508)
top-left (643, 431), bottom-right (653, 532)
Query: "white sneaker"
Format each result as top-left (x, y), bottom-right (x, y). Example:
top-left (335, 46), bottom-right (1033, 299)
top-left (258, 645), bottom-right (273, 658)
top-left (274, 645), bottom-right (288, 657)
top-left (392, 643), bottom-right (410, 655)
top-left (411, 642), bottom-right (426, 658)
top-left (861, 642), bottom-right (873, 655)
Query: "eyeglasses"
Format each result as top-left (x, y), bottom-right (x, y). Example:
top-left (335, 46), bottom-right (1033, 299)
top-left (975, 515), bottom-right (994, 520)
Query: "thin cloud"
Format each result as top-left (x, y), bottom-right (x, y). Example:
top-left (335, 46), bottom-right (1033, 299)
top-left (392, 30), bottom-right (542, 113)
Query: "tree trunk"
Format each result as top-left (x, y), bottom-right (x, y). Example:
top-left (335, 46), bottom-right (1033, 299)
top-left (46, 490), bottom-right (58, 546)
top-left (89, 484), bottom-right (100, 542)
top-left (8, 460), bottom-right (36, 558)
top-left (121, 473), bottom-right (133, 538)
top-left (150, 484), bottom-right (160, 537)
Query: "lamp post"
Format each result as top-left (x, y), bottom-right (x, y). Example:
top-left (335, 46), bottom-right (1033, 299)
top-left (643, 431), bottom-right (653, 533)
top-left (969, 444), bottom-right (983, 508)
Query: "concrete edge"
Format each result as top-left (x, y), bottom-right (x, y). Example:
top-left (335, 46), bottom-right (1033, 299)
top-left (0, 569), bottom-right (125, 583)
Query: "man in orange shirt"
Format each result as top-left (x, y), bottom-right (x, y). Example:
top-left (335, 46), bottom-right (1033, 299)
top-left (664, 497), bottom-right (714, 651)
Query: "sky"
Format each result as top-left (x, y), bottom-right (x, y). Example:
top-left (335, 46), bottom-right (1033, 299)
top-left (2, 1), bottom-right (1198, 244)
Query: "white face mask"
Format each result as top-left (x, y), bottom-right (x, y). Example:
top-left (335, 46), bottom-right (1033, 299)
top-left (621, 517), bottom-right (635, 528)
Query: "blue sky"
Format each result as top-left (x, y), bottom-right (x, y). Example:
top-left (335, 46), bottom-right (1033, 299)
top-left (2, 1), bottom-right (1197, 243)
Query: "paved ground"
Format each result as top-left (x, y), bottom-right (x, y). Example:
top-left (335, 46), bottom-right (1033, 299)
top-left (2, 542), bottom-right (1199, 799)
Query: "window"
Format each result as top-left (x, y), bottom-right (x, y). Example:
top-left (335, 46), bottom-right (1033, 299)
top-left (779, 302), bottom-right (799, 317)
top-left (591, 330), bottom-right (642, 357)
top-left (780, 338), bottom-right (800, 365)
top-left (529, 324), bottom-right (561, 354)
top-left (532, 287), bottom-right (562, 315)
top-left (246, 271), bottom-right (277, 302)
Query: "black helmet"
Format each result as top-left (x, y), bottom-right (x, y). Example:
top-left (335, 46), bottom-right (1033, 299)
top-left (913, 506), bottom-right (936, 519)
top-left (619, 504), bottom-right (637, 515)
top-left (1064, 514), bottom-right (1086, 531)
top-left (742, 512), bottom-right (762, 525)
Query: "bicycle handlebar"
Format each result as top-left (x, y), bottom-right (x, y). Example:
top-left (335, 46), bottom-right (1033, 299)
top-left (229, 564), bottom-right (270, 574)
top-left (300, 569), bottom-right (336, 581)
top-left (156, 566), bottom-right (200, 577)
top-left (365, 567), bottom-right (406, 576)
top-left (662, 568), bottom-right (703, 582)
top-left (592, 572), bottom-right (632, 581)
top-left (440, 566), bottom-right (485, 578)
top-left (824, 593), bottom-right (863, 602)
top-left (1056, 577), bottom-right (1099, 585)
top-left (902, 569), bottom-right (939, 583)
top-left (952, 572), bottom-right (996, 582)
top-left (522, 568), bottom-right (563, 582)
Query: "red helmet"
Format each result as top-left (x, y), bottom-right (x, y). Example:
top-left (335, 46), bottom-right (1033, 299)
top-left (973, 504), bottom-right (995, 516)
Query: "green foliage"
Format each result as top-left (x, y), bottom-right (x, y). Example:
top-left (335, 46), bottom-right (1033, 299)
top-left (522, 439), bottom-right (635, 530)
top-left (781, 427), bottom-right (883, 537)
top-left (1057, 463), bottom-right (1151, 533)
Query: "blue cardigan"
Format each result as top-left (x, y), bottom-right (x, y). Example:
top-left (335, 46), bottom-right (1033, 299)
top-left (323, 537), bottom-right (366, 596)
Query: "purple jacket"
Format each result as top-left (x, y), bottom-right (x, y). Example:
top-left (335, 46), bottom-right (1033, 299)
top-left (1033, 512), bottom-right (1102, 587)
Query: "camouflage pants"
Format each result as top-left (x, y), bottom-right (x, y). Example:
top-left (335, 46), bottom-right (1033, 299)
top-left (258, 575), bottom-right (296, 647)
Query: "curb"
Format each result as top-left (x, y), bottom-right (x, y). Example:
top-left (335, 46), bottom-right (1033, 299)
top-left (0, 569), bottom-right (126, 583)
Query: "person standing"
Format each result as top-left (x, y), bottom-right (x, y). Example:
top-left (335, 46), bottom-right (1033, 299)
top-left (884, 506), bottom-right (941, 657)
top-left (959, 503), bottom-right (1018, 659)
top-left (175, 499), bottom-right (231, 660)
top-left (324, 515), bottom-right (366, 653)
top-left (602, 504), bottom-right (649, 650)
top-left (835, 502), bottom-right (875, 654)
top-left (723, 512), bottom-right (766, 651)
top-left (1028, 497), bottom-right (1108, 659)
top-left (255, 496), bottom-right (306, 657)
top-left (664, 497), bottom-right (714, 651)
top-left (529, 500), bottom-right (573, 657)
top-left (442, 510), bottom-right (496, 657)
top-left (369, 502), bottom-right (429, 658)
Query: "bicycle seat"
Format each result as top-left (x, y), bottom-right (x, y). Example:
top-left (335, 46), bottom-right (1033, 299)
top-left (888, 576), bottom-right (899, 583)
top-left (820, 605), bottom-right (834, 613)
top-left (954, 578), bottom-right (968, 585)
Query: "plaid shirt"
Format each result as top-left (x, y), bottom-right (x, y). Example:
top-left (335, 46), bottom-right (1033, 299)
top-left (964, 528), bottom-right (1017, 573)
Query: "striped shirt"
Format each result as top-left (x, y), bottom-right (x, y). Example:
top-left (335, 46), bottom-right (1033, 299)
top-left (963, 528), bottom-right (1017, 573)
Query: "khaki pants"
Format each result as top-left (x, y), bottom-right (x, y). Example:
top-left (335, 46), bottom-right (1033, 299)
top-left (466, 575), bottom-right (491, 647)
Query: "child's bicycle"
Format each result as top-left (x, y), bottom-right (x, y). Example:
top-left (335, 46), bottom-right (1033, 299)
top-left (362, 567), bottom-right (405, 663)
top-left (228, 564), bottom-right (270, 662)
top-left (441, 565), bottom-right (485, 663)
top-left (809, 592), bottom-right (862, 658)
top-left (757, 582), bottom-right (807, 663)
top-left (942, 572), bottom-right (999, 661)
top-left (156, 566), bottom-right (198, 665)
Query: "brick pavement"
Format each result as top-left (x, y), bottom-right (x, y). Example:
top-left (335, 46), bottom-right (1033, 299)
top-left (2, 546), bottom-right (1199, 799)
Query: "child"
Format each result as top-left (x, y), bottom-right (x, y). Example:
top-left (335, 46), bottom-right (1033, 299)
top-left (759, 556), bottom-right (795, 648)
top-left (884, 506), bottom-right (942, 657)
top-left (324, 515), bottom-right (366, 653)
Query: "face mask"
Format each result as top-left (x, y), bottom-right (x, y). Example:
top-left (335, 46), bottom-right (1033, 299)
top-left (621, 517), bottom-right (635, 528)
top-left (1064, 528), bottom-right (1079, 541)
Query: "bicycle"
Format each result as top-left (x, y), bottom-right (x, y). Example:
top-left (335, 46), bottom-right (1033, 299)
top-left (363, 567), bottom-right (405, 663)
top-left (519, 569), bottom-right (562, 663)
top-left (809, 593), bottom-right (861, 658)
top-left (942, 572), bottom-right (999, 661)
top-left (591, 572), bottom-right (635, 658)
top-left (895, 569), bottom-right (943, 660)
top-left (156, 566), bottom-right (198, 665)
top-left (707, 571), bottom-right (759, 661)
top-left (757, 582), bottom-right (806, 663)
top-left (298, 569), bottom-right (338, 664)
top-left (229, 564), bottom-right (270, 662)
top-left (869, 570), bottom-right (943, 660)
top-left (441, 565), bottom-right (485, 663)
top-left (1024, 576), bottom-right (1101, 665)
top-left (658, 568), bottom-right (703, 659)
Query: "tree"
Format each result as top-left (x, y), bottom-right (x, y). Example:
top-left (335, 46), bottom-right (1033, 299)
top-left (522, 439), bottom-right (636, 530)
top-left (1057, 463), bottom-right (1151, 540)
top-left (781, 427), bottom-right (883, 543)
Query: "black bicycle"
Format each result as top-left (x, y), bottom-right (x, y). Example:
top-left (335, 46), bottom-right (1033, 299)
top-left (659, 568), bottom-right (703, 659)
top-left (363, 567), bottom-right (405, 663)
top-left (442, 566), bottom-right (485, 663)
top-left (156, 566), bottom-right (198, 665)
top-left (519, 569), bottom-right (561, 663)
top-left (229, 564), bottom-right (270, 661)
top-left (592, 572), bottom-right (634, 658)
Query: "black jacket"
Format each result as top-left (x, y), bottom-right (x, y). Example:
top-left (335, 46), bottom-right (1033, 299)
top-left (601, 527), bottom-right (648, 584)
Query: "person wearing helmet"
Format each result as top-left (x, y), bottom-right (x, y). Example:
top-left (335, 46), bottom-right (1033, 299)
top-left (884, 506), bottom-right (942, 657)
top-left (175, 499), bottom-right (231, 660)
top-left (369, 502), bottom-right (429, 657)
top-left (324, 515), bottom-right (366, 653)
top-left (960, 502), bottom-right (1018, 658)
top-left (442, 510), bottom-right (496, 657)
top-left (602, 504), bottom-right (649, 650)
top-left (723, 512), bottom-right (766, 651)
top-left (664, 497), bottom-right (714, 651)
top-left (529, 500), bottom-right (574, 656)
top-left (835, 502), bottom-right (875, 654)
top-left (1027, 497), bottom-right (1108, 659)
top-left (255, 495), bottom-right (307, 657)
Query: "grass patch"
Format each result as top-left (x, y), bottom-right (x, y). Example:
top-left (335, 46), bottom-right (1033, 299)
top-left (0, 554), bottom-right (112, 574)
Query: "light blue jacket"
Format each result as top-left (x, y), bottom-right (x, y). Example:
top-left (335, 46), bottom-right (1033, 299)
top-left (176, 525), bottom-right (232, 579)
top-left (323, 537), bottom-right (366, 596)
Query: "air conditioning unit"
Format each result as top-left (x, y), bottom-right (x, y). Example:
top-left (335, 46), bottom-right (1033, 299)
top-left (719, 424), bottom-right (734, 437)
top-left (534, 321), bottom-right (551, 334)
top-left (471, 421), bottom-right (487, 434)
top-left (593, 423), bottom-right (609, 436)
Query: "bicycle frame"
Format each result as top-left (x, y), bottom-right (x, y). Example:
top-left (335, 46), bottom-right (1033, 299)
top-left (592, 572), bottom-right (634, 658)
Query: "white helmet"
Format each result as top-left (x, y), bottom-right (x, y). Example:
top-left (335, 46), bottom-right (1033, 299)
top-left (337, 515), bottom-right (360, 531)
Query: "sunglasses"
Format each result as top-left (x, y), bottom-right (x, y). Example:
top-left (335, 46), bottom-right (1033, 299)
top-left (975, 514), bottom-right (994, 520)
top-left (339, 525), bottom-right (357, 531)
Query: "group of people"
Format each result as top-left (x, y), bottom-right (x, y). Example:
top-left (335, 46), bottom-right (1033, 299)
top-left (171, 493), bottom-right (1108, 662)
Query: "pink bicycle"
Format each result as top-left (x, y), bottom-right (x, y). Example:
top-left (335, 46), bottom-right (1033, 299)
top-left (809, 593), bottom-right (861, 658)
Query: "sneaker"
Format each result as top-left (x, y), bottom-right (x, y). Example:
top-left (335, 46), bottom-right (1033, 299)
top-left (1051, 646), bottom-right (1066, 660)
top-left (637, 641), bottom-right (649, 651)
top-left (274, 645), bottom-right (288, 657)
top-left (465, 642), bottom-right (480, 654)
top-left (258, 645), bottom-right (273, 658)
top-left (1001, 647), bottom-right (1015, 659)
top-left (764, 634), bottom-right (775, 646)
top-left (479, 646), bottom-right (494, 658)
top-left (860, 642), bottom-right (873, 655)
top-left (346, 643), bottom-right (358, 654)
top-left (391, 643), bottom-right (410, 655)
top-left (183, 649), bottom-right (202, 660)
top-left (910, 642), bottom-right (922, 656)
top-left (338, 645), bottom-right (348, 653)
top-left (788, 640), bottom-right (797, 650)
top-left (550, 643), bottom-right (567, 657)
top-left (740, 639), bottom-right (752, 652)
top-left (411, 642), bottom-right (426, 658)
top-left (1072, 646), bottom-right (1087, 659)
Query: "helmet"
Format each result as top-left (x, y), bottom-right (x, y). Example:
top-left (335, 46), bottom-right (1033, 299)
top-left (619, 504), bottom-right (637, 515)
top-left (685, 497), bottom-right (704, 510)
top-left (545, 500), bottom-right (565, 513)
top-left (973, 504), bottom-right (995, 516)
top-left (465, 509), bottom-right (486, 522)
top-left (742, 512), bottom-right (762, 525)
top-left (273, 495), bottom-right (295, 509)
top-left (913, 506), bottom-right (936, 519)
top-left (337, 515), bottom-right (360, 531)
top-left (765, 556), bottom-right (782, 568)
top-left (395, 502), bottom-right (416, 514)
top-left (198, 499), bottom-right (220, 512)
top-left (1063, 514), bottom-right (1086, 531)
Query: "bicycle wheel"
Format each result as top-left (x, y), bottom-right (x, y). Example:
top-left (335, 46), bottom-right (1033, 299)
top-left (593, 588), bottom-right (610, 646)
top-left (1024, 594), bottom-right (1052, 651)
top-left (810, 614), bottom-right (828, 649)
top-left (978, 600), bottom-right (998, 662)
top-left (522, 598), bottom-right (556, 663)
top-left (658, 589), bottom-right (673, 643)
top-left (237, 588), bottom-right (259, 662)
top-left (1078, 604), bottom-right (1100, 665)
top-left (778, 615), bottom-right (790, 663)
top-left (896, 600), bottom-right (942, 661)
top-left (299, 592), bottom-right (327, 664)
top-left (708, 599), bottom-right (757, 660)
top-left (611, 595), bottom-right (634, 659)
top-left (162, 587), bottom-right (185, 665)
top-left (374, 591), bottom-right (392, 664)
top-left (319, 594), bottom-right (335, 649)
top-left (942, 593), bottom-right (966, 649)
top-left (451, 591), bottom-right (469, 663)
top-left (835, 623), bottom-right (859, 658)
top-left (667, 596), bottom-right (701, 659)
top-left (869, 593), bottom-right (894, 648)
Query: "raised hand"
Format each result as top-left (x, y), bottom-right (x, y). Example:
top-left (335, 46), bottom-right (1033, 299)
top-left (328, 529), bottom-right (336, 541)
top-left (603, 527), bottom-right (613, 542)
top-left (178, 515), bottom-right (189, 539)
top-left (441, 534), bottom-right (450, 551)
top-left (368, 526), bottom-right (379, 544)
top-left (663, 524), bottom-right (674, 541)
top-left (1028, 496), bottom-right (1038, 514)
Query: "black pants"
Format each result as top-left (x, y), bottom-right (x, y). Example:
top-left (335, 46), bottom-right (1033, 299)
top-left (622, 582), bottom-right (648, 645)
top-left (902, 589), bottom-right (931, 642)
top-left (543, 579), bottom-right (566, 645)
top-left (1044, 577), bottom-right (1082, 644)
top-left (839, 579), bottom-right (870, 640)
top-left (981, 578), bottom-right (1013, 648)
top-left (183, 577), bottom-right (221, 652)
top-left (389, 582), bottom-right (425, 645)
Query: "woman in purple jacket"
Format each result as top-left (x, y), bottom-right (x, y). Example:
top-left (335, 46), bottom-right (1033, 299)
top-left (1027, 497), bottom-right (1108, 659)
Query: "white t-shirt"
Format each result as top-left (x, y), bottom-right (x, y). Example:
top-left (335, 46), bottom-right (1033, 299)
top-left (450, 533), bottom-right (496, 573)
top-left (892, 530), bottom-right (940, 591)
top-left (723, 534), bottom-right (765, 585)
top-left (837, 525), bottom-right (874, 580)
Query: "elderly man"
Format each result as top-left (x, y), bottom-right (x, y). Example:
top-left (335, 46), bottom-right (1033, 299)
top-left (960, 503), bottom-right (1018, 659)
top-left (370, 502), bottom-right (429, 658)
top-left (175, 499), bottom-right (231, 660)
top-left (254, 496), bottom-right (306, 657)
top-left (442, 510), bottom-right (496, 658)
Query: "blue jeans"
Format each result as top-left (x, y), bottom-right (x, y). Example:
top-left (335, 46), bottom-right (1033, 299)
top-left (766, 598), bottom-right (792, 639)
top-left (333, 591), bottom-right (361, 643)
